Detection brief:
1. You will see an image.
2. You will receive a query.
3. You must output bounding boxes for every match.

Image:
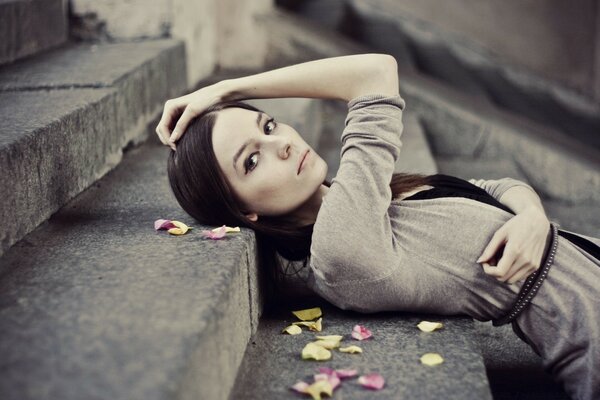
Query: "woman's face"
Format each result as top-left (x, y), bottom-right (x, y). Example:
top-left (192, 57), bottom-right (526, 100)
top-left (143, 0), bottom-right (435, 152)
top-left (211, 107), bottom-right (328, 221)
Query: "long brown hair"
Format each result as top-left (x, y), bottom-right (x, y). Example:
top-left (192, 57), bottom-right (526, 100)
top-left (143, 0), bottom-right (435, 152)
top-left (167, 100), bottom-right (431, 309)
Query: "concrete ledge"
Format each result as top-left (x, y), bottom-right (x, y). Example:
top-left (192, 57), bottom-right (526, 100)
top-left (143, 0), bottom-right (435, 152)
top-left (345, 0), bottom-right (600, 150)
top-left (0, 0), bottom-right (68, 65)
top-left (0, 39), bottom-right (187, 256)
top-left (232, 300), bottom-right (492, 399)
top-left (0, 141), bottom-right (262, 400)
top-left (399, 70), bottom-right (600, 204)
top-left (395, 114), bottom-right (437, 175)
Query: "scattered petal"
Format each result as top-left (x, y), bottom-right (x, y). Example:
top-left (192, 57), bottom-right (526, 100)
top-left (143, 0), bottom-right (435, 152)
top-left (282, 325), bottom-right (302, 335)
top-left (314, 373), bottom-right (341, 391)
top-left (293, 317), bottom-right (322, 332)
top-left (167, 220), bottom-right (192, 235)
top-left (417, 321), bottom-right (444, 332)
top-left (302, 342), bottom-right (332, 361)
top-left (334, 369), bottom-right (358, 379)
top-left (292, 307), bottom-right (322, 321)
top-left (420, 352), bottom-right (444, 366)
top-left (317, 367), bottom-right (358, 379)
top-left (305, 380), bottom-right (333, 400)
top-left (351, 325), bottom-right (372, 340)
top-left (312, 339), bottom-right (340, 350)
top-left (291, 381), bottom-right (310, 394)
top-left (201, 225), bottom-right (227, 239)
top-left (212, 225), bottom-right (240, 233)
top-left (358, 373), bottom-right (385, 390)
top-left (154, 219), bottom-right (176, 230)
top-left (339, 345), bottom-right (363, 354)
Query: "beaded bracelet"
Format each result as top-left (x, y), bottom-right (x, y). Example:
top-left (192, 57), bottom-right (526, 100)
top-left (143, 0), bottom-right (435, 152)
top-left (492, 222), bottom-right (559, 326)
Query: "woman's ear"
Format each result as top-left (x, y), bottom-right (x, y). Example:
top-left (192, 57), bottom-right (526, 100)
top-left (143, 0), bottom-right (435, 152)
top-left (245, 212), bottom-right (258, 222)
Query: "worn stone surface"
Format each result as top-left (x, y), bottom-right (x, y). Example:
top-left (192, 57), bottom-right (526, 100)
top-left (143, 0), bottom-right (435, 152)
top-left (475, 322), bottom-right (569, 400)
top-left (0, 0), bottom-right (68, 66)
top-left (231, 298), bottom-right (492, 399)
top-left (261, 7), bottom-right (368, 69)
top-left (338, 0), bottom-right (600, 151)
top-left (0, 40), bottom-right (187, 257)
top-left (0, 89), bottom-right (117, 256)
top-left (399, 69), bottom-right (600, 205)
top-left (0, 141), bottom-right (259, 400)
top-left (435, 157), bottom-right (527, 183)
top-left (216, 0), bottom-right (271, 70)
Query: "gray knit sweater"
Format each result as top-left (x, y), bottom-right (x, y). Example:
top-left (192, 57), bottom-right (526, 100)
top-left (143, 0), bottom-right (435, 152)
top-left (305, 93), bottom-right (600, 400)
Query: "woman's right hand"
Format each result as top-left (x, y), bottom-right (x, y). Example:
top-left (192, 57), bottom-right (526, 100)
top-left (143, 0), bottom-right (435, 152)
top-left (155, 82), bottom-right (228, 150)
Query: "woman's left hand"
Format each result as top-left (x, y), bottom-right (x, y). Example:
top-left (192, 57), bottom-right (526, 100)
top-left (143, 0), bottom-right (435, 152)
top-left (477, 208), bottom-right (551, 284)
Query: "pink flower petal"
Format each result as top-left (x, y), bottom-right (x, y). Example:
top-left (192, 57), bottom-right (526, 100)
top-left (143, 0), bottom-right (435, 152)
top-left (317, 367), bottom-right (335, 376)
top-left (201, 225), bottom-right (227, 239)
top-left (154, 219), bottom-right (176, 230)
top-left (314, 373), bottom-right (341, 391)
top-left (291, 381), bottom-right (310, 393)
top-left (351, 324), bottom-right (372, 340)
top-left (358, 373), bottom-right (385, 390)
top-left (316, 367), bottom-right (358, 380)
top-left (335, 369), bottom-right (358, 379)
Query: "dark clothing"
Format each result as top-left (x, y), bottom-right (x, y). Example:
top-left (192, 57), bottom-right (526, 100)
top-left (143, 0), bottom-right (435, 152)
top-left (403, 174), bottom-right (600, 261)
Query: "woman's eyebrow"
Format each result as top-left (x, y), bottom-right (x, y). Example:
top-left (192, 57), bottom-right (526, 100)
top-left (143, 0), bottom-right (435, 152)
top-left (233, 112), bottom-right (264, 173)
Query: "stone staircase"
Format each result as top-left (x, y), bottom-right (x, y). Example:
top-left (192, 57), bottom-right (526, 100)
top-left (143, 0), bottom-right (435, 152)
top-left (1, 2), bottom-right (594, 400)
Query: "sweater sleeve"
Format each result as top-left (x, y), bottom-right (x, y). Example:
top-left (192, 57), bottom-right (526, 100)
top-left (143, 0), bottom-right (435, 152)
top-left (467, 177), bottom-right (537, 202)
top-left (310, 93), bottom-right (405, 285)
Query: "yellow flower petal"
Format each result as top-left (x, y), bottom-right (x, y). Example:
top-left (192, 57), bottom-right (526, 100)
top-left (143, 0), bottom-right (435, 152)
top-left (339, 345), bottom-right (363, 354)
top-left (306, 379), bottom-right (333, 400)
top-left (292, 307), bottom-right (322, 321)
top-left (417, 321), bottom-right (444, 332)
top-left (315, 335), bottom-right (343, 342)
top-left (168, 221), bottom-right (191, 235)
top-left (312, 339), bottom-right (340, 350)
top-left (420, 353), bottom-right (444, 366)
top-left (282, 325), bottom-right (302, 335)
top-left (302, 342), bottom-right (332, 361)
top-left (312, 317), bottom-right (322, 332)
top-left (211, 225), bottom-right (240, 233)
top-left (292, 317), bottom-right (322, 332)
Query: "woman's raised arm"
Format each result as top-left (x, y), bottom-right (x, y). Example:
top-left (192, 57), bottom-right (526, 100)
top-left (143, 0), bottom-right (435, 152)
top-left (156, 53), bottom-right (399, 148)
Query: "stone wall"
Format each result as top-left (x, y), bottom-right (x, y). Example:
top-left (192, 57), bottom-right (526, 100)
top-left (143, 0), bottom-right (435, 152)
top-left (70, 0), bottom-right (273, 88)
top-left (367, 0), bottom-right (600, 102)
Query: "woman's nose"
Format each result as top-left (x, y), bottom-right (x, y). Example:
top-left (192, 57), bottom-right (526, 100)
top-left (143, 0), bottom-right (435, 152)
top-left (281, 143), bottom-right (291, 159)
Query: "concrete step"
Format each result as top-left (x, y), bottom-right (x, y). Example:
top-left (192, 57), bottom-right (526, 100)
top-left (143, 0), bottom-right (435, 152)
top-left (230, 298), bottom-right (492, 399)
top-left (0, 139), bottom-right (263, 400)
top-left (0, 39), bottom-right (187, 257)
top-left (0, 0), bottom-right (68, 66)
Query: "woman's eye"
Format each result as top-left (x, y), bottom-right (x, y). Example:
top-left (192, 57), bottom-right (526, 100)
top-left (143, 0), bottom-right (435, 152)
top-left (244, 153), bottom-right (258, 173)
top-left (265, 118), bottom-right (276, 134)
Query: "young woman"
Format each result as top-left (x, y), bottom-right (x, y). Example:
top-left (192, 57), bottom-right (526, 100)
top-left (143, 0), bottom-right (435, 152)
top-left (155, 54), bottom-right (599, 400)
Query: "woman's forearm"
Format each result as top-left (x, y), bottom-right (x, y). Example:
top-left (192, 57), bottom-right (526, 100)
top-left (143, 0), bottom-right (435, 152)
top-left (499, 186), bottom-right (546, 216)
top-left (217, 54), bottom-right (399, 103)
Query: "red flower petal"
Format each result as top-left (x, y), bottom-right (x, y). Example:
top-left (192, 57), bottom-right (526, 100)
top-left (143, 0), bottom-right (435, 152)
top-left (201, 225), bottom-right (227, 239)
top-left (358, 373), bottom-right (385, 390)
top-left (154, 219), bottom-right (176, 230)
top-left (351, 324), bottom-right (372, 340)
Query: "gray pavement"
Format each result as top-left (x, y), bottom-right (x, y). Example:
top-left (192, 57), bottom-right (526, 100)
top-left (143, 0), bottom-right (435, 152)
top-left (0, 39), bottom-right (187, 257)
top-left (0, 139), bottom-right (259, 400)
top-left (231, 298), bottom-right (492, 399)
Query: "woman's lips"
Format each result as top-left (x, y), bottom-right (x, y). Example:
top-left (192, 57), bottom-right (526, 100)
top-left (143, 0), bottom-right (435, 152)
top-left (298, 150), bottom-right (309, 174)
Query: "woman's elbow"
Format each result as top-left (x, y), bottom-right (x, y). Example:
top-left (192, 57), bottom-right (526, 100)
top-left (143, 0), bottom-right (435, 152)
top-left (369, 54), bottom-right (399, 95)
